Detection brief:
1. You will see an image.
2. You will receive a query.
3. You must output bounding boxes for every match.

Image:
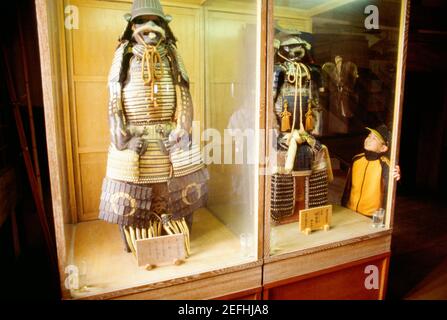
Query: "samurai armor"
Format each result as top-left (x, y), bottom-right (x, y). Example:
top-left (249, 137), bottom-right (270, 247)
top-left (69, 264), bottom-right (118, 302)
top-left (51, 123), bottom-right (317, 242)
top-left (104, 42), bottom-right (197, 185)
top-left (308, 146), bottom-right (333, 208)
top-left (321, 58), bottom-right (359, 134)
top-left (308, 168), bottom-right (329, 208)
top-left (99, 7), bottom-right (208, 255)
top-left (170, 143), bottom-right (206, 178)
top-left (99, 178), bottom-right (153, 228)
top-left (270, 173), bottom-right (295, 222)
top-left (131, 0), bottom-right (168, 22)
top-left (294, 144), bottom-right (313, 172)
top-left (106, 145), bottom-right (140, 183)
top-left (167, 167), bottom-right (209, 220)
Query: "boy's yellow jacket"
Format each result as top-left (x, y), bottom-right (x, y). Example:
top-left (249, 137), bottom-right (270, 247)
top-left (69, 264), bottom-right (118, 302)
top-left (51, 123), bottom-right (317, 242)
top-left (341, 152), bottom-right (390, 216)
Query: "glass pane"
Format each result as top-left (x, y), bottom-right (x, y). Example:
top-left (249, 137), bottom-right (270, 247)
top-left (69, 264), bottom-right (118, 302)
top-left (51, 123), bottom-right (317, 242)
top-left (269, 0), bottom-right (404, 256)
top-left (58, 0), bottom-right (261, 298)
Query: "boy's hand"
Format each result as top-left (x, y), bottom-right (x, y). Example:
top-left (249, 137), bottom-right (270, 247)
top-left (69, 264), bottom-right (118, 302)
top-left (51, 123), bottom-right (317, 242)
top-left (393, 165), bottom-right (401, 181)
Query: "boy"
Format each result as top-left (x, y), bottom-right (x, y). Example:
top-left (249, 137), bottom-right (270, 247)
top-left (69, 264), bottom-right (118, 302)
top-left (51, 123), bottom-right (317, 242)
top-left (342, 125), bottom-right (400, 216)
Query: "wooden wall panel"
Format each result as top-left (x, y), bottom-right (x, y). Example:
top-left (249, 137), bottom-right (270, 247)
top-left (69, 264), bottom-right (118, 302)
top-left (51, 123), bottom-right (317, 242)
top-left (71, 3), bottom-right (127, 77)
top-left (274, 17), bottom-right (312, 33)
top-left (79, 153), bottom-right (107, 220)
top-left (165, 6), bottom-right (203, 127)
top-left (74, 81), bottom-right (108, 150)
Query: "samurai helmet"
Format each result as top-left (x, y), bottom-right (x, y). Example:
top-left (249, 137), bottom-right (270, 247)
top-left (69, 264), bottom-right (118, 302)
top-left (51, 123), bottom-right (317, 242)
top-left (130, 0), bottom-right (171, 23)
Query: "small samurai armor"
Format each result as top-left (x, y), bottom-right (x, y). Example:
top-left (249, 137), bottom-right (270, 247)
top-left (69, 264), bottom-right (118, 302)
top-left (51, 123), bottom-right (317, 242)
top-left (272, 30), bottom-right (324, 137)
top-left (308, 146), bottom-right (333, 208)
top-left (294, 144), bottom-right (313, 172)
top-left (321, 56), bottom-right (359, 134)
top-left (270, 173), bottom-right (295, 222)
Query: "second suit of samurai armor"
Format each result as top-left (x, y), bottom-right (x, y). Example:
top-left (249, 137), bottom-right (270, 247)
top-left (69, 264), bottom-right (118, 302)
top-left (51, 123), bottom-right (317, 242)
top-left (270, 29), bottom-right (333, 223)
top-left (98, 0), bottom-right (208, 257)
top-left (321, 56), bottom-right (359, 134)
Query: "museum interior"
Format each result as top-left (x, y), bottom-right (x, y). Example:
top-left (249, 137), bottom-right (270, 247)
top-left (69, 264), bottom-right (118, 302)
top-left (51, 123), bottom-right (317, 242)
top-left (0, 0), bottom-right (446, 300)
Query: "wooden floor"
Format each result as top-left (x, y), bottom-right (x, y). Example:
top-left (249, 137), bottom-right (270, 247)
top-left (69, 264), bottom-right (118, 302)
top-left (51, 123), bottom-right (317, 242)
top-left (388, 195), bottom-right (447, 300)
top-left (405, 256), bottom-right (447, 299)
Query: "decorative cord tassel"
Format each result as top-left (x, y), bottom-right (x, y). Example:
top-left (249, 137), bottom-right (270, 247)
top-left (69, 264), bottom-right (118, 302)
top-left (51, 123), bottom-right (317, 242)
top-left (280, 100), bottom-right (291, 132)
top-left (305, 105), bottom-right (314, 132)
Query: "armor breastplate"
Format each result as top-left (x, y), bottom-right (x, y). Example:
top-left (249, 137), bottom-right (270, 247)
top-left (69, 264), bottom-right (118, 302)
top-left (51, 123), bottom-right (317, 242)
top-left (275, 83), bottom-right (311, 131)
top-left (122, 45), bottom-right (176, 125)
top-left (106, 44), bottom-right (204, 185)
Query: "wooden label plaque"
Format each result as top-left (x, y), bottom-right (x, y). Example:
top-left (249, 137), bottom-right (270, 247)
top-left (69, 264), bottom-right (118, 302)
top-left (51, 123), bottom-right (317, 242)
top-left (135, 234), bottom-right (186, 267)
top-left (299, 205), bottom-right (332, 235)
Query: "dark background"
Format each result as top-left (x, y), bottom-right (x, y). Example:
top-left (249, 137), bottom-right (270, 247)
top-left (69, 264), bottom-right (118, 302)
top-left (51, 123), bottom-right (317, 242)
top-left (0, 0), bottom-right (446, 300)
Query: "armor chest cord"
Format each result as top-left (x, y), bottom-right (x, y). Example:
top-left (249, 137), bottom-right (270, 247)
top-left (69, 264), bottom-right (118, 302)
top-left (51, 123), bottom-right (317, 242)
top-left (278, 52), bottom-right (311, 142)
top-left (141, 40), bottom-right (164, 108)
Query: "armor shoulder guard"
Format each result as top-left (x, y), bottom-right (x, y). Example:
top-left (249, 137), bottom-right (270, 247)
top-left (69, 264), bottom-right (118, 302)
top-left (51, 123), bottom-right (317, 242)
top-left (321, 62), bottom-right (335, 75)
top-left (169, 44), bottom-right (190, 84)
top-left (108, 40), bottom-right (131, 84)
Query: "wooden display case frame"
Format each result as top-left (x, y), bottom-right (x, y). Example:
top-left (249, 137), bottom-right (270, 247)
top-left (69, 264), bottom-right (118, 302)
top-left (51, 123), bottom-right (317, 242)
top-left (36, 0), bottom-right (409, 300)
top-left (262, 0), bottom-right (410, 300)
top-left (36, 0), bottom-right (268, 300)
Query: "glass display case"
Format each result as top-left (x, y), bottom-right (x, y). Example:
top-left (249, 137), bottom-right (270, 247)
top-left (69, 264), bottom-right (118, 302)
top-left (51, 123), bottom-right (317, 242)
top-left (37, 0), bottom-right (264, 299)
top-left (263, 0), bottom-right (408, 299)
top-left (37, 0), bottom-right (409, 300)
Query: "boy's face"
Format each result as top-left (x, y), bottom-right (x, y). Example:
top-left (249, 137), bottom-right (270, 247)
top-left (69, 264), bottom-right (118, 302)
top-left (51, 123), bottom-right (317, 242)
top-left (364, 132), bottom-right (388, 153)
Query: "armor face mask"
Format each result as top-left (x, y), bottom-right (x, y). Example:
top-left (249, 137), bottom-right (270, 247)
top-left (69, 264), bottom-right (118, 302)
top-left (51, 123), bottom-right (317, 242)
top-left (281, 44), bottom-right (305, 61)
top-left (276, 35), bottom-right (312, 63)
top-left (133, 16), bottom-right (166, 46)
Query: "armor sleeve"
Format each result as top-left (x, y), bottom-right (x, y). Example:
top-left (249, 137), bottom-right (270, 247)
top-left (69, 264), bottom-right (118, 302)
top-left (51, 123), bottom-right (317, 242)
top-left (270, 65), bottom-right (284, 133)
top-left (321, 62), bottom-right (334, 90)
top-left (272, 64), bottom-right (283, 102)
top-left (168, 44), bottom-right (194, 135)
top-left (174, 85), bottom-right (194, 135)
top-left (108, 41), bottom-right (142, 151)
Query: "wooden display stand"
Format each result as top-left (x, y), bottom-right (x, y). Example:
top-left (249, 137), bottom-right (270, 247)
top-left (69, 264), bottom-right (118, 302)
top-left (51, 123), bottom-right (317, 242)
top-left (135, 234), bottom-right (186, 269)
top-left (299, 205), bottom-right (332, 235)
